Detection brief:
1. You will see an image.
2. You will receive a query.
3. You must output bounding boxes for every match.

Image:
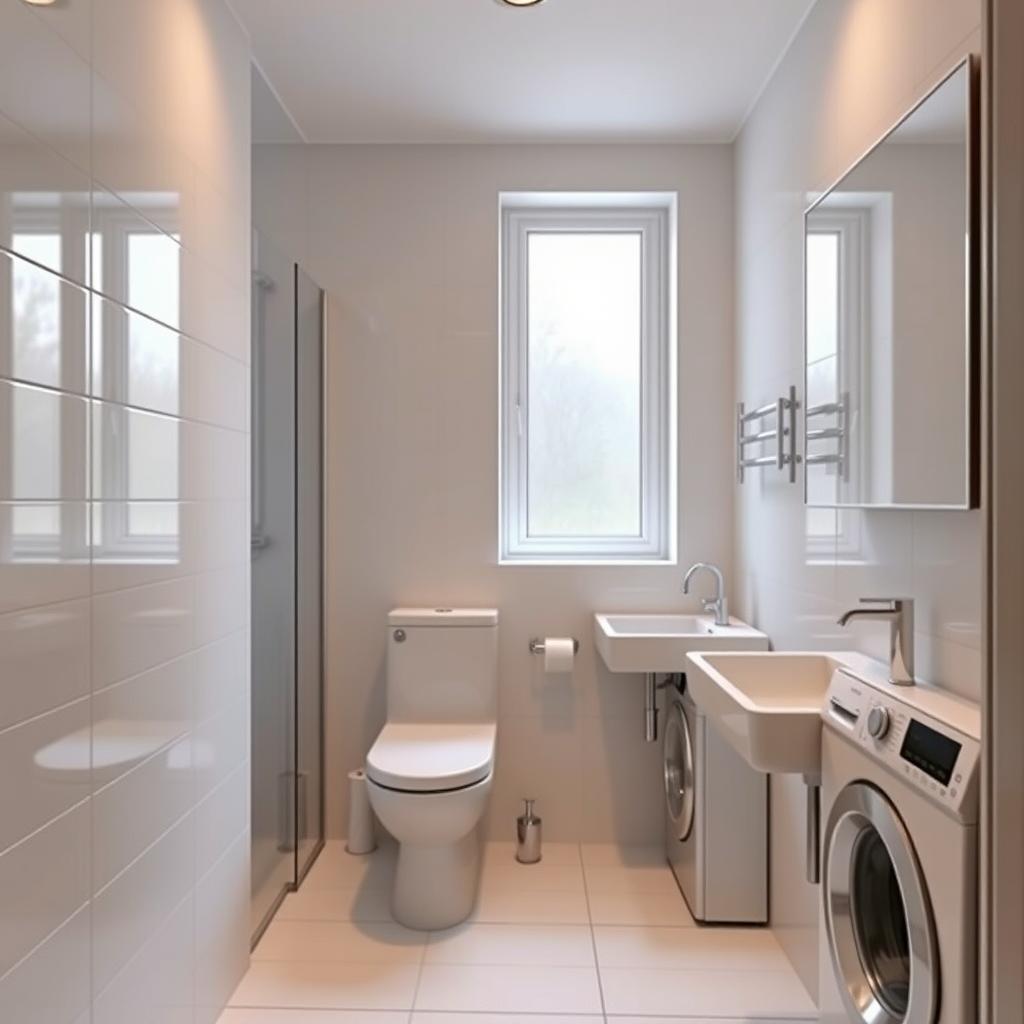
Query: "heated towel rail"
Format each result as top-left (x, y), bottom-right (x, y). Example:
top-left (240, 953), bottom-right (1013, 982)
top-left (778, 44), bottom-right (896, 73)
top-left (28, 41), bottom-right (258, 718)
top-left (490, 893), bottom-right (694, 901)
top-left (737, 385), bottom-right (800, 483)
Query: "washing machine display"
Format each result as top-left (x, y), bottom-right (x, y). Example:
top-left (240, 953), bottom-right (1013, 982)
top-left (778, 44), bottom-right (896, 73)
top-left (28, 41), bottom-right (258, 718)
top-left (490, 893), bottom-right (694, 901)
top-left (899, 720), bottom-right (961, 786)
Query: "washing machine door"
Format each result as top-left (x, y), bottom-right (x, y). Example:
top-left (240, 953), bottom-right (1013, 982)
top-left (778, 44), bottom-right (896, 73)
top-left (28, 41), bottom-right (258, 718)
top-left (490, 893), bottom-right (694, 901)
top-left (663, 700), bottom-right (695, 843)
top-left (823, 782), bottom-right (938, 1024)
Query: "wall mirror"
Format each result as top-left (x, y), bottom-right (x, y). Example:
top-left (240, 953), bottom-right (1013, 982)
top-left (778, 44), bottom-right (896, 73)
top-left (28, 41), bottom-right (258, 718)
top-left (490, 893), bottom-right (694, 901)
top-left (803, 57), bottom-right (979, 509)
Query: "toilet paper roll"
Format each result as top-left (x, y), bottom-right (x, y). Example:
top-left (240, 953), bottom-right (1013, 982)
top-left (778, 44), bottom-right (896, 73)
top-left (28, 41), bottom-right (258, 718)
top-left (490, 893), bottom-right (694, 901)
top-left (543, 637), bottom-right (575, 674)
top-left (346, 768), bottom-right (377, 855)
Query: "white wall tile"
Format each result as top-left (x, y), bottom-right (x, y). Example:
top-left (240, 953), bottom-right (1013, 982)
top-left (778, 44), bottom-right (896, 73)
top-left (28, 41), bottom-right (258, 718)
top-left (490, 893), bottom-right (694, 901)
top-left (92, 734), bottom-right (194, 891)
top-left (0, 502), bottom-right (90, 614)
top-left (0, 1), bottom-right (91, 174)
top-left (0, 697), bottom-right (91, 851)
top-left (92, 893), bottom-right (193, 1024)
top-left (0, 801), bottom-right (90, 975)
top-left (195, 760), bottom-right (249, 878)
top-left (195, 832), bottom-right (253, 1024)
top-left (91, 577), bottom-right (196, 689)
top-left (0, 251), bottom-right (89, 392)
top-left (0, 598), bottom-right (90, 730)
top-left (92, 812), bottom-right (195, 994)
top-left (0, 904), bottom-right (90, 1024)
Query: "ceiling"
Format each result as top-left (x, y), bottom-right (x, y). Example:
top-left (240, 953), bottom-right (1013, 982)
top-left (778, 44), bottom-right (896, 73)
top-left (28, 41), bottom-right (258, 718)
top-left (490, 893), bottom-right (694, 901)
top-left (235, 0), bottom-right (818, 145)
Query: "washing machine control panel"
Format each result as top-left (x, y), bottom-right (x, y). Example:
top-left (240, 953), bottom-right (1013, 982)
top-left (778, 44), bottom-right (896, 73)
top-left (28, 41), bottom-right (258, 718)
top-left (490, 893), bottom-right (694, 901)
top-left (823, 669), bottom-right (980, 823)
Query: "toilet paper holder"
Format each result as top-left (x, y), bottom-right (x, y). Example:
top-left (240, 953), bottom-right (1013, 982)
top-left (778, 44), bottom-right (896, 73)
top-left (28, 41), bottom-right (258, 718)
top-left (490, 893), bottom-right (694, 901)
top-left (528, 637), bottom-right (580, 655)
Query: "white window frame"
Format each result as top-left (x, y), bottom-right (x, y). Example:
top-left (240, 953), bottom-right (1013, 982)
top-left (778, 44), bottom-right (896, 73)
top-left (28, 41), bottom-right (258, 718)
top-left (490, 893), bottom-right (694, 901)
top-left (499, 193), bottom-right (676, 564)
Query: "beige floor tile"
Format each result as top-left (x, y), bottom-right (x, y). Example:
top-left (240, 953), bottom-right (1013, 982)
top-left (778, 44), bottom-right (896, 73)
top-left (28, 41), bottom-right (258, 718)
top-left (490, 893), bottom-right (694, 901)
top-left (483, 841), bottom-right (582, 867)
top-left (480, 860), bottom-right (585, 894)
top-left (606, 1018), bottom-right (815, 1023)
top-left (425, 922), bottom-right (595, 966)
top-left (228, 961), bottom-right (420, 1011)
top-left (253, 920), bottom-right (425, 963)
top-left (587, 888), bottom-right (696, 926)
top-left (218, 1011), bottom-right (407, 1023)
top-left (413, 964), bottom-right (603, 1014)
top-left (600, 966), bottom-right (817, 1017)
top-left (275, 886), bottom-right (393, 923)
top-left (300, 843), bottom-right (396, 892)
top-left (593, 924), bottom-right (790, 971)
top-left (413, 1015), bottom-right (603, 1023)
top-left (580, 843), bottom-right (664, 869)
top-left (471, 887), bottom-right (590, 925)
top-left (583, 863), bottom-right (680, 895)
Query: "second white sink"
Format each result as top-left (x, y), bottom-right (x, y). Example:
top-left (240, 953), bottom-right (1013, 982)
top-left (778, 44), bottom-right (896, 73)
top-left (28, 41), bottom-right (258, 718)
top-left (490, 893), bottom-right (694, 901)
top-left (594, 613), bottom-right (768, 673)
top-left (684, 650), bottom-right (880, 774)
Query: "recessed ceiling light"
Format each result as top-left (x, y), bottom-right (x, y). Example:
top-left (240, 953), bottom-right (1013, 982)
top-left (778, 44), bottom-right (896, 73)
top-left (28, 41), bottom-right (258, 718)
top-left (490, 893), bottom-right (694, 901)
top-left (21, 0), bottom-right (59, 5)
top-left (497, 0), bottom-right (546, 7)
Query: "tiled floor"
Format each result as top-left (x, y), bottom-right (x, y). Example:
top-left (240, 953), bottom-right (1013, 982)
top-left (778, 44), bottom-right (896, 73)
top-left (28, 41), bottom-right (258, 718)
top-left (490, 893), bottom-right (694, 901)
top-left (221, 840), bottom-right (818, 1023)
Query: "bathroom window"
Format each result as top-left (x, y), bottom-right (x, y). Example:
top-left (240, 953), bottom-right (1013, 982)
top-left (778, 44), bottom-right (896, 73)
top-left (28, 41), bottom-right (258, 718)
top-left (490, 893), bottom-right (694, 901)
top-left (499, 193), bottom-right (675, 563)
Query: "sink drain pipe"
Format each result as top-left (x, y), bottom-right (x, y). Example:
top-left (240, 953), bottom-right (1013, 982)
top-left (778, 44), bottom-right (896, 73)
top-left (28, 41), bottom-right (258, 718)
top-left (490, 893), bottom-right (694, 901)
top-left (644, 673), bottom-right (682, 742)
top-left (644, 674), bottom-right (658, 742)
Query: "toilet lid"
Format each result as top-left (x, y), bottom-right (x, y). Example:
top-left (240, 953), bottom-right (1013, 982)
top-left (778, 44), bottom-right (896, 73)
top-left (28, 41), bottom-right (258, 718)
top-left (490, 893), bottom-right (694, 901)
top-left (366, 722), bottom-right (496, 793)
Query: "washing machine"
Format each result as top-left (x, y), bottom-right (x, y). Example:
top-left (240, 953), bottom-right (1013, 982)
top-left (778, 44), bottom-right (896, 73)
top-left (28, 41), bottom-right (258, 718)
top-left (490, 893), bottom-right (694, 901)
top-left (663, 677), bottom-right (768, 923)
top-left (818, 668), bottom-right (980, 1024)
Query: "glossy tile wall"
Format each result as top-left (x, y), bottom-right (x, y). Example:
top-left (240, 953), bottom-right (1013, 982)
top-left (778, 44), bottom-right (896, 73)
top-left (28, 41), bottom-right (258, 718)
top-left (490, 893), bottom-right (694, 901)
top-left (732, 0), bottom-right (981, 996)
top-left (0, 2), bottom-right (252, 1022)
top-left (253, 143), bottom-right (736, 846)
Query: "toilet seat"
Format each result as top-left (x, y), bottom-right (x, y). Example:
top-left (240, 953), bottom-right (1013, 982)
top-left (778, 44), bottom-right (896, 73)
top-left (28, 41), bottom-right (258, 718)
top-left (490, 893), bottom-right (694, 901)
top-left (367, 722), bottom-right (496, 793)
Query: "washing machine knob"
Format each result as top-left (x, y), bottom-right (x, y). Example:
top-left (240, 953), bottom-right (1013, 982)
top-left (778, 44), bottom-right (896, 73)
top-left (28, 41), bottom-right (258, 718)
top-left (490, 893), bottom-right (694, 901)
top-left (867, 705), bottom-right (890, 740)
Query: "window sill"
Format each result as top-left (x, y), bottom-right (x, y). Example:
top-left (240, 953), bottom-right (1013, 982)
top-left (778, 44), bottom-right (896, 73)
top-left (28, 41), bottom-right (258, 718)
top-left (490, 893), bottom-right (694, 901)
top-left (498, 557), bottom-right (678, 567)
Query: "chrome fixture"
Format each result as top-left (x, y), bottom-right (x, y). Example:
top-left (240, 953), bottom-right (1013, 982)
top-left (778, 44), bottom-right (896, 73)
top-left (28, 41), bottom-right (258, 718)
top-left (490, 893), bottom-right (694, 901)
top-left (682, 562), bottom-right (729, 627)
top-left (527, 637), bottom-right (579, 655)
top-left (837, 598), bottom-right (915, 685)
top-left (515, 799), bottom-right (542, 864)
top-left (643, 673), bottom-right (679, 743)
top-left (737, 385), bottom-right (800, 483)
top-left (805, 392), bottom-right (848, 477)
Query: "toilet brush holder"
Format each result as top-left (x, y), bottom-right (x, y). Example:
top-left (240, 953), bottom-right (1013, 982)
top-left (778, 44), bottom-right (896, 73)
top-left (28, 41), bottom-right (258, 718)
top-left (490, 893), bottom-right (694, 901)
top-left (516, 799), bottom-right (542, 864)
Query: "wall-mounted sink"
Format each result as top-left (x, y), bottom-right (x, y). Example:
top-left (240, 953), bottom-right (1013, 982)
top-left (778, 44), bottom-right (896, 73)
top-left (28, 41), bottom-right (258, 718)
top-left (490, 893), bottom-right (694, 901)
top-left (594, 613), bottom-right (768, 673)
top-left (684, 650), bottom-right (883, 774)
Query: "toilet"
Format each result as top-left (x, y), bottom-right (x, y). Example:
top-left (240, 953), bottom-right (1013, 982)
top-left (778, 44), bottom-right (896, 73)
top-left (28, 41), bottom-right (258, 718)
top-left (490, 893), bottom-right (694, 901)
top-left (365, 607), bottom-right (498, 930)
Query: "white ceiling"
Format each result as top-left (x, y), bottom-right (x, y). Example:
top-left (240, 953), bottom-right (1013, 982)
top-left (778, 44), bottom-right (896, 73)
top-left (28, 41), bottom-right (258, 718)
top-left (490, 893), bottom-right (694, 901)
top-left (235, 0), bottom-right (818, 145)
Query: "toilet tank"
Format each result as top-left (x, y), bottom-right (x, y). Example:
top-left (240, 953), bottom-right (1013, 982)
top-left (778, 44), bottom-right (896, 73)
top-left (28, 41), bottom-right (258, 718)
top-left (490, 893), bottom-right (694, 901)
top-left (386, 608), bottom-right (499, 723)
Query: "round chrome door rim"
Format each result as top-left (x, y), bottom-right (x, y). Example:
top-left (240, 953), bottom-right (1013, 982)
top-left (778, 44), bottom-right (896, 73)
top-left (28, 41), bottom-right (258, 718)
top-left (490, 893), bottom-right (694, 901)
top-left (823, 782), bottom-right (938, 1024)
top-left (663, 702), bottom-right (695, 842)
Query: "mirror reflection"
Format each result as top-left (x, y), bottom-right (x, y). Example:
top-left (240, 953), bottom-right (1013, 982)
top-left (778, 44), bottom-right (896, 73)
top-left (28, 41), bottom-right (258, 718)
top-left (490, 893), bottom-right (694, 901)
top-left (804, 60), bottom-right (976, 509)
top-left (0, 188), bottom-right (183, 568)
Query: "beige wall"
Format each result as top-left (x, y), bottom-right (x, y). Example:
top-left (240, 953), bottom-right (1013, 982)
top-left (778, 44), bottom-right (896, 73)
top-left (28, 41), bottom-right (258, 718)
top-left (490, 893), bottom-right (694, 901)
top-left (0, 2), bottom-right (252, 1021)
top-left (733, 0), bottom-right (981, 995)
top-left (254, 143), bottom-right (736, 844)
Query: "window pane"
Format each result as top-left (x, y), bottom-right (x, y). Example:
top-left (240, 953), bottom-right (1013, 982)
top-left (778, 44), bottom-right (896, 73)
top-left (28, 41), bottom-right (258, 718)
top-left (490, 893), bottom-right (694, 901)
top-left (12, 235), bottom-right (62, 388)
top-left (128, 232), bottom-right (180, 328)
top-left (526, 232), bottom-right (642, 537)
top-left (806, 231), bottom-right (839, 363)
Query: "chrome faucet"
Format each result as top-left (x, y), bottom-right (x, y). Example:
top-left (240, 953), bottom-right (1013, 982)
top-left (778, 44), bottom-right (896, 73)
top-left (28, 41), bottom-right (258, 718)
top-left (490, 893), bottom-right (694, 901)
top-left (837, 598), bottom-right (915, 685)
top-left (682, 562), bottom-right (729, 627)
